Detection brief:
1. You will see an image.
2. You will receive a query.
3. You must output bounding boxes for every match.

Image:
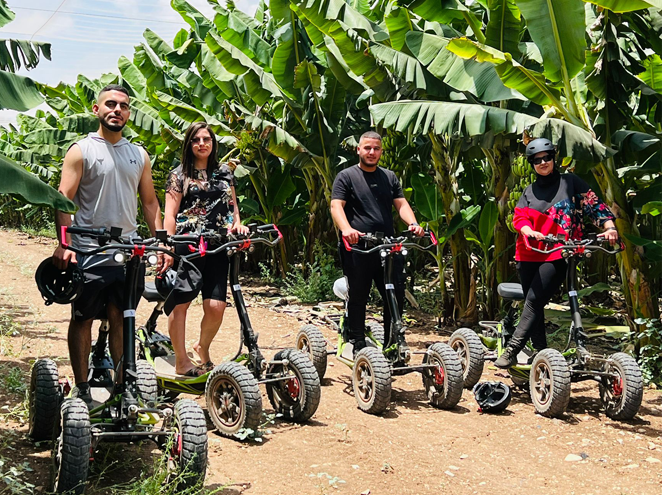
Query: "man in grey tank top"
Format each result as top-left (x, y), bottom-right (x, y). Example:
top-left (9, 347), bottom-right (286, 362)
top-left (52, 84), bottom-right (164, 405)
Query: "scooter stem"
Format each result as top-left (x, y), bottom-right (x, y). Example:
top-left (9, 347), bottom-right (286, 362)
top-left (122, 255), bottom-right (141, 393)
top-left (229, 253), bottom-right (265, 375)
top-left (566, 255), bottom-right (586, 348)
top-left (383, 251), bottom-right (402, 349)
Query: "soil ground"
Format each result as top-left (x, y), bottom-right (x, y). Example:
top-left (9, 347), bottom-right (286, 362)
top-left (1, 229), bottom-right (662, 495)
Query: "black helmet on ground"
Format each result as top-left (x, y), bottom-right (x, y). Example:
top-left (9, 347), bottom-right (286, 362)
top-left (35, 257), bottom-right (84, 305)
top-left (155, 268), bottom-right (177, 298)
top-left (472, 381), bottom-right (512, 413)
top-left (525, 138), bottom-right (555, 163)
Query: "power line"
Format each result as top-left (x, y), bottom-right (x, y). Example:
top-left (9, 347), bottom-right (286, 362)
top-left (30, 0), bottom-right (67, 41)
top-left (13, 6), bottom-right (187, 26)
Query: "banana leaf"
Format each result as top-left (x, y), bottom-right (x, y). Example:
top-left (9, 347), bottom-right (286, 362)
top-left (0, 70), bottom-right (43, 111)
top-left (0, 154), bottom-right (76, 212)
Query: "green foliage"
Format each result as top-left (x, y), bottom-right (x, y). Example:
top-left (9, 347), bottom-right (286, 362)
top-left (284, 242), bottom-right (342, 304)
top-left (628, 318), bottom-right (662, 385)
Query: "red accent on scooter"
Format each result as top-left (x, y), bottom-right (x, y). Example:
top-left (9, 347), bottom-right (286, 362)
top-left (60, 226), bottom-right (69, 248)
top-left (238, 239), bottom-right (252, 251)
top-left (286, 377), bottom-right (301, 400)
top-left (390, 243), bottom-right (403, 253)
top-left (132, 245), bottom-right (146, 256)
top-left (342, 237), bottom-right (352, 252)
top-left (274, 224), bottom-right (283, 240)
top-left (434, 366), bottom-right (445, 386)
top-left (613, 377), bottom-right (623, 396)
top-left (199, 238), bottom-right (207, 257)
top-left (429, 230), bottom-right (438, 246)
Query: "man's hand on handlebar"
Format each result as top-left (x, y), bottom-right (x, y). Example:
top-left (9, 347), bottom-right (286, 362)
top-left (342, 227), bottom-right (364, 245)
top-left (598, 228), bottom-right (619, 246)
top-left (408, 224), bottom-right (425, 237)
top-left (53, 245), bottom-right (77, 270)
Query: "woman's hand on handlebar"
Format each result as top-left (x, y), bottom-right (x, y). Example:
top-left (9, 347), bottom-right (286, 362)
top-left (53, 245), bottom-right (77, 270)
top-left (598, 228), bottom-right (619, 246)
top-left (342, 227), bottom-right (364, 245)
top-left (408, 224), bottom-right (425, 237)
top-left (232, 223), bottom-right (250, 236)
top-left (520, 226), bottom-right (545, 241)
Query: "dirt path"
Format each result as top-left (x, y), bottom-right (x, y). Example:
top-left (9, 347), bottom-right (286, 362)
top-left (1, 229), bottom-right (662, 494)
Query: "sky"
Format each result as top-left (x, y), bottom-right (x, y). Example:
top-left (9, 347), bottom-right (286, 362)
top-left (0, 0), bottom-right (259, 125)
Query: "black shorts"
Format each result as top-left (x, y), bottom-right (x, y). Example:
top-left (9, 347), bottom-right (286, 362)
top-left (71, 256), bottom-right (145, 322)
top-left (175, 244), bottom-right (229, 302)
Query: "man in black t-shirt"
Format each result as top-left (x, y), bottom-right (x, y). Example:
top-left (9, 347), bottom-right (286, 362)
top-left (330, 131), bottom-right (424, 356)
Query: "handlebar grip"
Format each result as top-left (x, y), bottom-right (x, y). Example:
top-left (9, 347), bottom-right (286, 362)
top-left (67, 226), bottom-right (107, 236)
top-left (342, 237), bottom-right (352, 252)
top-left (170, 235), bottom-right (197, 242)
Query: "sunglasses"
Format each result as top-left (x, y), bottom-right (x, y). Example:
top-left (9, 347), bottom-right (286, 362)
top-left (191, 137), bottom-right (213, 145)
top-left (532, 154), bottom-right (554, 166)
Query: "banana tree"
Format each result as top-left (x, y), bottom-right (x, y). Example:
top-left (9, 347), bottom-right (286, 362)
top-left (445, 0), bottom-right (660, 320)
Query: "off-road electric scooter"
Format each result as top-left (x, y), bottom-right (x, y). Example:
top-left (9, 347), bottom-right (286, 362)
top-left (135, 224), bottom-right (321, 438)
top-left (296, 231), bottom-right (464, 415)
top-left (472, 233), bottom-right (643, 419)
top-left (29, 226), bottom-right (208, 494)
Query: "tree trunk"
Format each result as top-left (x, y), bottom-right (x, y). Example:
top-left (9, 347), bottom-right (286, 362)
top-left (490, 146), bottom-right (516, 319)
top-left (430, 135), bottom-right (477, 325)
top-left (592, 163), bottom-right (658, 320)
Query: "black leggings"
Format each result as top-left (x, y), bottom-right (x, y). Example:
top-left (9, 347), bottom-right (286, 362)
top-left (339, 245), bottom-right (405, 341)
top-left (509, 259), bottom-right (567, 352)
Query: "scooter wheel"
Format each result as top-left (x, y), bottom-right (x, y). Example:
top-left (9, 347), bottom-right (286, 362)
top-left (600, 352), bottom-right (643, 420)
top-left (29, 358), bottom-right (61, 441)
top-left (296, 324), bottom-right (328, 380)
top-left (529, 348), bottom-right (570, 418)
top-left (50, 399), bottom-right (91, 494)
top-left (352, 347), bottom-right (391, 415)
top-left (172, 399), bottom-right (208, 489)
top-left (449, 328), bottom-right (485, 389)
top-left (422, 343), bottom-right (464, 409)
top-left (266, 349), bottom-right (321, 422)
top-left (136, 360), bottom-right (158, 406)
top-left (366, 321), bottom-right (385, 347)
top-left (205, 361), bottom-right (262, 438)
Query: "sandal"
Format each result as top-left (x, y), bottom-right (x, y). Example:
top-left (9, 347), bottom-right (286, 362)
top-left (200, 361), bottom-right (215, 372)
top-left (181, 366), bottom-right (206, 378)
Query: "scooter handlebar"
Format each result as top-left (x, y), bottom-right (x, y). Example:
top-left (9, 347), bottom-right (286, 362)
top-left (523, 234), bottom-right (624, 255)
top-left (343, 230), bottom-right (437, 254)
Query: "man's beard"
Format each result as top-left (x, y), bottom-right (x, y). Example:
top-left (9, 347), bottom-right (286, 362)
top-left (359, 156), bottom-right (379, 168)
top-left (99, 115), bottom-right (125, 132)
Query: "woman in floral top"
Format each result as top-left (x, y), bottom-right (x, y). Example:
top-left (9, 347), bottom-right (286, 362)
top-left (164, 122), bottom-right (249, 376)
top-left (495, 138), bottom-right (619, 368)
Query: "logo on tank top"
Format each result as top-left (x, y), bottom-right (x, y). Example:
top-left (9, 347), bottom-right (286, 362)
top-left (130, 159), bottom-right (137, 164)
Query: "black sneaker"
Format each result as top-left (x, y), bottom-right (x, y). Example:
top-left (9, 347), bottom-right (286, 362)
top-left (71, 383), bottom-right (93, 407)
top-left (494, 347), bottom-right (518, 369)
top-left (350, 339), bottom-right (367, 358)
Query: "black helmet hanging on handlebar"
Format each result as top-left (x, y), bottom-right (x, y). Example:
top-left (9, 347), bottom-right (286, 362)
top-left (472, 381), bottom-right (512, 413)
top-left (155, 268), bottom-right (177, 298)
top-left (525, 138), bottom-right (555, 163)
top-left (35, 257), bottom-right (84, 305)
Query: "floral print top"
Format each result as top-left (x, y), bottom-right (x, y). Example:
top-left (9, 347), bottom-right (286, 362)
top-left (512, 172), bottom-right (615, 262)
top-left (166, 163), bottom-right (237, 235)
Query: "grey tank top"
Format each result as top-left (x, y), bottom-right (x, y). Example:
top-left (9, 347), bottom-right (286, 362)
top-left (72, 133), bottom-right (145, 265)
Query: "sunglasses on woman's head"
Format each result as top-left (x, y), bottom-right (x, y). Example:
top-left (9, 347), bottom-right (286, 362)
top-left (532, 154), bottom-right (554, 166)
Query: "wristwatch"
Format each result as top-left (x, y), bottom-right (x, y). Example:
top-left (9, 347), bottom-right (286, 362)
top-left (409, 222), bottom-right (420, 227)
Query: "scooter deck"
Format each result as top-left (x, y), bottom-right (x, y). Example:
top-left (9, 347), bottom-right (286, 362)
top-left (89, 386), bottom-right (112, 409)
top-left (153, 355), bottom-right (209, 392)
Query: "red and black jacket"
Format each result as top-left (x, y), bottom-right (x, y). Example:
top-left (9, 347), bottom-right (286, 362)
top-left (513, 172), bottom-right (615, 262)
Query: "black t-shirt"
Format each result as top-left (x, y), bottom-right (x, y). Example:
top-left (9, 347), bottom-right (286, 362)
top-left (331, 165), bottom-right (404, 236)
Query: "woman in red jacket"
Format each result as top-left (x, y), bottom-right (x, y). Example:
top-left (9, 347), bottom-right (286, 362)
top-left (494, 139), bottom-right (619, 368)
